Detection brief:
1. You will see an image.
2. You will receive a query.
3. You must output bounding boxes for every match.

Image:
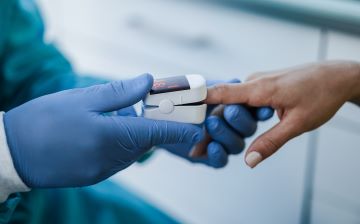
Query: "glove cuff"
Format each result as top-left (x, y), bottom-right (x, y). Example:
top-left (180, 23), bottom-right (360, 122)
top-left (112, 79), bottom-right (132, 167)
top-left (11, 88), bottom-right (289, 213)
top-left (0, 112), bottom-right (30, 203)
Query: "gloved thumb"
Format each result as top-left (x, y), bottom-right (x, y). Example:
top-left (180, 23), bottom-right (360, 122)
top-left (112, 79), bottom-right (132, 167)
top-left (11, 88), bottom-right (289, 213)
top-left (87, 73), bottom-right (153, 112)
top-left (244, 118), bottom-right (301, 168)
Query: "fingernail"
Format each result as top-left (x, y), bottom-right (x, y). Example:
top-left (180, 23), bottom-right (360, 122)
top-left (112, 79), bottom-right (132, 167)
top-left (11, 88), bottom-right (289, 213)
top-left (245, 151), bottom-right (263, 168)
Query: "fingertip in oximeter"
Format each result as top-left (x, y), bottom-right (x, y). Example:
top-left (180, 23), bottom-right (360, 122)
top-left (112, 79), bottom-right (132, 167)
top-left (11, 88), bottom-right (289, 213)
top-left (143, 74), bottom-right (207, 124)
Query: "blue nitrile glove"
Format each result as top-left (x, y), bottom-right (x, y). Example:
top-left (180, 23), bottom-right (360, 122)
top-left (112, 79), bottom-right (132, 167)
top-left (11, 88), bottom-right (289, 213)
top-left (160, 79), bottom-right (274, 168)
top-left (3, 74), bottom-right (203, 188)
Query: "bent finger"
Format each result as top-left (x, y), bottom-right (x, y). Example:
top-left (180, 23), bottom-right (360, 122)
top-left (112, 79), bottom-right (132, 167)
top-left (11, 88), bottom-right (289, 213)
top-left (206, 116), bottom-right (245, 155)
top-left (224, 104), bottom-right (257, 137)
top-left (244, 118), bottom-right (302, 168)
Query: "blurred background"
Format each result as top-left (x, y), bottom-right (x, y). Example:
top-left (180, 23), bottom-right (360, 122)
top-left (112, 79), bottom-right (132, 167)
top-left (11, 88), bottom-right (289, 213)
top-left (35, 0), bottom-right (360, 223)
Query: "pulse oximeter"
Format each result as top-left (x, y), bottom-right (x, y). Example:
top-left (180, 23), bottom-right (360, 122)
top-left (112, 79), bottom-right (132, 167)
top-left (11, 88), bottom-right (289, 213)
top-left (143, 74), bottom-right (207, 124)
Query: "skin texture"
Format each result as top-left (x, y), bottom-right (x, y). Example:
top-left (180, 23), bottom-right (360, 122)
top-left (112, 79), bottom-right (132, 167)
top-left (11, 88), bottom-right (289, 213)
top-left (205, 61), bottom-right (360, 168)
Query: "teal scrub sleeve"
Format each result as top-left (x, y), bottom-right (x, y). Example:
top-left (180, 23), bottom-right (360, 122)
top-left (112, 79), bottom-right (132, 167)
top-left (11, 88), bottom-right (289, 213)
top-left (9, 181), bottom-right (179, 224)
top-left (0, 194), bottom-right (21, 224)
top-left (0, 2), bottom-right (156, 221)
top-left (0, 0), bottom-right (106, 111)
top-left (0, 2), bottom-right (154, 221)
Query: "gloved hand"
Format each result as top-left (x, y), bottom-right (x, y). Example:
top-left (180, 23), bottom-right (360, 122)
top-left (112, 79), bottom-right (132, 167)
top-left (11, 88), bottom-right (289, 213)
top-left (160, 79), bottom-right (274, 168)
top-left (4, 74), bottom-right (203, 188)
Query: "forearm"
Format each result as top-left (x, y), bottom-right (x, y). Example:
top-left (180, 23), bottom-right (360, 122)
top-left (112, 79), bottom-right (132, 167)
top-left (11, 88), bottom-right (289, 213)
top-left (310, 60), bottom-right (360, 107)
top-left (0, 0), bottom-right (106, 111)
top-left (1, 40), bottom-right (106, 110)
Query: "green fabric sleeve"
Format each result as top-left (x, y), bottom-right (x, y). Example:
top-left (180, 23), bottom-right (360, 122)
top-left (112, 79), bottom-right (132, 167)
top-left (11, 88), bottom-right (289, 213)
top-left (0, 2), bottom-right (105, 221)
top-left (0, 0), bottom-right (106, 111)
top-left (8, 181), bottom-right (178, 224)
top-left (0, 194), bottom-right (21, 224)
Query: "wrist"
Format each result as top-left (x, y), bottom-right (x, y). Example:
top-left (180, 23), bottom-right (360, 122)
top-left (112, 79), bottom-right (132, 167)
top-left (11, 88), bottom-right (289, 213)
top-left (346, 61), bottom-right (360, 106)
top-left (0, 112), bottom-right (30, 202)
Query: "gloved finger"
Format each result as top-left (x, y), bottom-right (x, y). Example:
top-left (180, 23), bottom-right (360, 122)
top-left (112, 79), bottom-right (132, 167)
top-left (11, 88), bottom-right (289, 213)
top-left (87, 74), bottom-right (153, 112)
top-left (206, 116), bottom-right (245, 155)
top-left (256, 106), bottom-right (274, 121)
top-left (244, 117), bottom-right (301, 168)
top-left (224, 104), bottom-right (257, 137)
top-left (191, 105), bottom-right (225, 158)
top-left (189, 130), bottom-right (211, 158)
top-left (187, 141), bottom-right (228, 168)
top-left (117, 106), bottom-right (137, 117)
top-left (206, 142), bottom-right (228, 168)
top-left (108, 116), bottom-right (204, 150)
top-left (161, 141), bottom-right (228, 169)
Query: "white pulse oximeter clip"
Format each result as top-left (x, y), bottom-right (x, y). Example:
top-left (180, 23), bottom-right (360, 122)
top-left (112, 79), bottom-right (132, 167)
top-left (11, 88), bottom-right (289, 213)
top-left (143, 74), bottom-right (207, 124)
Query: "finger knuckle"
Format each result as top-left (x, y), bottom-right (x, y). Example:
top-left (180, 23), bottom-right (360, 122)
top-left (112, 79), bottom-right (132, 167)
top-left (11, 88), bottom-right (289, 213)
top-left (255, 75), bottom-right (274, 87)
top-left (257, 136), bottom-right (280, 157)
top-left (213, 84), bottom-right (229, 103)
top-left (288, 114), bottom-right (307, 131)
top-left (225, 105), bottom-right (240, 120)
top-left (247, 77), bottom-right (278, 106)
top-left (110, 81), bottom-right (125, 98)
top-left (206, 117), bottom-right (222, 134)
top-left (249, 92), bottom-right (264, 105)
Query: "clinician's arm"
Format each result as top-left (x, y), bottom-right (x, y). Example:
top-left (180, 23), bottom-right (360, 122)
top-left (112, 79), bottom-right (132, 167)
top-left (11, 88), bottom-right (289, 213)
top-left (206, 61), bottom-right (360, 168)
top-left (0, 0), bottom-right (106, 218)
top-left (0, 0), bottom-right (105, 111)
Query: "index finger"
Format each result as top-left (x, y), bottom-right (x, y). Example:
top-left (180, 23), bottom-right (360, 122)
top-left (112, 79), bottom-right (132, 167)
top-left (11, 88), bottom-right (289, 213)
top-left (205, 82), bottom-right (254, 105)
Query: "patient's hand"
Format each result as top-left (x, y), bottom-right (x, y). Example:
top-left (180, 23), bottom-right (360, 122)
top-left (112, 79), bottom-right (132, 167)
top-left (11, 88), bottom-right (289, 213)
top-left (205, 61), bottom-right (360, 168)
top-left (161, 79), bottom-right (273, 168)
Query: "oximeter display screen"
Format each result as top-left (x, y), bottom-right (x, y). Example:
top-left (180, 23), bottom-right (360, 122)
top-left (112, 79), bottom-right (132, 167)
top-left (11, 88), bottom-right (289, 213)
top-left (150, 76), bottom-right (190, 94)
